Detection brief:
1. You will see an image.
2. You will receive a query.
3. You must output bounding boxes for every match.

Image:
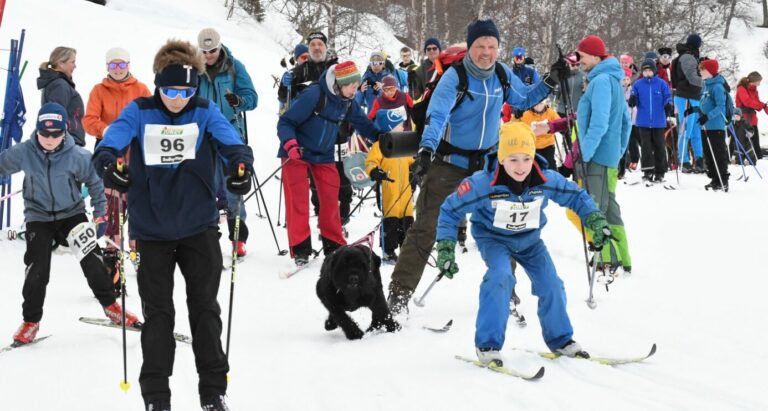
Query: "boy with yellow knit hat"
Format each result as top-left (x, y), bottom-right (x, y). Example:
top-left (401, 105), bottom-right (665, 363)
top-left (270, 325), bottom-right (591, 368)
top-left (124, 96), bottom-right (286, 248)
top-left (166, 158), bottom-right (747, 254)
top-left (435, 122), bottom-right (611, 366)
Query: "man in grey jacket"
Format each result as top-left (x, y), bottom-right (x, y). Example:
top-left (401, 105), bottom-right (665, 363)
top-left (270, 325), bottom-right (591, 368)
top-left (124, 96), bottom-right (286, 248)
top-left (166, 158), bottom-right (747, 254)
top-left (672, 34), bottom-right (705, 173)
top-left (0, 103), bottom-right (138, 345)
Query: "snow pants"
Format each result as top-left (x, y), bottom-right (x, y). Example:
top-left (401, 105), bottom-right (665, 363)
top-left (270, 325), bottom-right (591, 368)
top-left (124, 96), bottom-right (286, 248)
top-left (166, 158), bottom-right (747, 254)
top-left (675, 96), bottom-right (703, 163)
top-left (137, 227), bottom-right (228, 403)
top-left (310, 161), bottom-right (353, 223)
top-left (702, 129), bottom-right (730, 186)
top-left (281, 158), bottom-right (346, 257)
top-left (22, 213), bottom-right (116, 322)
top-left (381, 216), bottom-right (414, 254)
top-left (638, 127), bottom-right (668, 176)
top-left (475, 237), bottom-right (573, 351)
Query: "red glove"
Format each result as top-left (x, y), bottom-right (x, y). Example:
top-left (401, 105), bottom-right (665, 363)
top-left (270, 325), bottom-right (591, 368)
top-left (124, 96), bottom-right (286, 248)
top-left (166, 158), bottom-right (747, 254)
top-left (283, 139), bottom-right (302, 160)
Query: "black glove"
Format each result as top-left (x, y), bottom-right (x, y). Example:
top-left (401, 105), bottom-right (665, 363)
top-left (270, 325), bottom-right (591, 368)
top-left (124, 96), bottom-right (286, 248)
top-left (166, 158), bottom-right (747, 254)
top-left (103, 162), bottom-right (130, 193)
top-left (698, 114), bottom-right (708, 126)
top-left (369, 167), bottom-right (393, 183)
top-left (416, 148), bottom-right (433, 177)
top-left (226, 164), bottom-right (252, 195)
top-left (548, 57), bottom-right (569, 84)
top-left (684, 106), bottom-right (700, 117)
top-left (513, 109), bottom-right (525, 119)
top-left (627, 95), bottom-right (637, 108)
top-left (664, 103), bottom-right (675, 117)
top-left (225, 93), bottom-right (240, 108)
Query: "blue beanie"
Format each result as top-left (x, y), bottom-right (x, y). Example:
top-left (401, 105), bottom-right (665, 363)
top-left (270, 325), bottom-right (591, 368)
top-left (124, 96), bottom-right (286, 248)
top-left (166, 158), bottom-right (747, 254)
top-left (293, 44), bottom-right (309, 59)
top-left (375, 108), bottom-right (406, 131)
top-left (37, 102), bottom-right (67, 131)
top-left (686, 33), bottom-right (702, 49)
top-left (424, 37), bottom-right (441, 52)
top-left (467, 19), bottom-right (500, 48)
top-left (512, 47), bottom-right (526, 57)
top-left (644, 51), bottom-right (658, 60)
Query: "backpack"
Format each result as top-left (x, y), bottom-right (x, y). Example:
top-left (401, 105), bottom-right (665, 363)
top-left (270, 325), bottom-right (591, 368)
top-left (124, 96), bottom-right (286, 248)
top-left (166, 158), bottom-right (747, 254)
top-left (410, 46), bottom-right (511, 135)
top-left (724, 90), bottom-right (735, 125)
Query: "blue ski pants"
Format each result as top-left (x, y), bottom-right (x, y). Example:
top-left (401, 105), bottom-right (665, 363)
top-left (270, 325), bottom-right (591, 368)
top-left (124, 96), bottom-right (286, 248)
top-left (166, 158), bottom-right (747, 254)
top-left (675, 96), bottom-right (703, 163)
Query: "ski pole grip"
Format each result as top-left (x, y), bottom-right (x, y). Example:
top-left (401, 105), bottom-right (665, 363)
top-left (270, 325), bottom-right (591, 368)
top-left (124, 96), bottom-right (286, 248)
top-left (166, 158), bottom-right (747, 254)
top-left (116, 157), bottom-right (124, 173)
top-left (237, 163), bottom-right (245, 177)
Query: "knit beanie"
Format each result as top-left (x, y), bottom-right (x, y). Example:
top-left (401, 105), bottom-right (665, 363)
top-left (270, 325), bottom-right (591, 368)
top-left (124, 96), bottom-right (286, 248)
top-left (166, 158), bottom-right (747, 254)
top-left (686, 33), bottom-right (702, 50)
top-left (644, 51), bottom-right (658, 60)
top-left (37, 102), bottom-right (67, 131)
top-left (370, 51), bottom-right (386, 62)
top-left (640, 58), bottom-right (657, 74)
top-left (334, 61), bottom-right (361, 86)
top-left (577, 35), bottom-right (607, 58)
top-left (498, 122), bottom-right (536, 162)
top-left (747, 71), bottom-right (763, 83)
top-left (382, 75), bottom-right (398, 89)
top-left (197, 28), bottom-right (221, 51)
top-left (307, 32), bottom-right (328, 45)
top-left (293, 44), bottom-right (309, 59)
top-left (657, 47), bottom-right (673, 56)
top-left (375, 108), bottom-right (406, 131)
top-left (699, 59), bottom-right (719, 76)
top-left (424, 37), bottom-right (442, 51)
top-left (466, 19), bottom-right (500, 48)
top-left (620, 54), bottom-right (634, 65)
top-left (105, 47), bottom-right (130, 63)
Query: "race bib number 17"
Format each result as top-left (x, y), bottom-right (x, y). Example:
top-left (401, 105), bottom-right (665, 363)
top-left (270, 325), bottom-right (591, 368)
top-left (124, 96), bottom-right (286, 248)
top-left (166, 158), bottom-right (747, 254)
top-left (492, 198), bottom-right (543, 232)
top-left (143, 123), bottom-right (200, 166)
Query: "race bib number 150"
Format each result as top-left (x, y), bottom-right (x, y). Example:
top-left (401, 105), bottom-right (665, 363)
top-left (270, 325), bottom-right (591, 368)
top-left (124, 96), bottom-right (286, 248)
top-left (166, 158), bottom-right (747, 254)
top-left (67, 222), bottom-right (98, 261)
top-left (143, 123), bottom-right (200, 166)
top-left (492, 198), bottom-right (543, 232)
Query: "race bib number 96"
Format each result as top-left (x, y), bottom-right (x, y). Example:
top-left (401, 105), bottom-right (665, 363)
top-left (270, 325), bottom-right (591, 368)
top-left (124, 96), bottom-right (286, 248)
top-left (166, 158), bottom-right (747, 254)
top-left (67, 222), bottom-right (98, 261)
top-left (492, 198), bottom-right (543, 232)
top-left (143, 123), bottom-right (200, 165)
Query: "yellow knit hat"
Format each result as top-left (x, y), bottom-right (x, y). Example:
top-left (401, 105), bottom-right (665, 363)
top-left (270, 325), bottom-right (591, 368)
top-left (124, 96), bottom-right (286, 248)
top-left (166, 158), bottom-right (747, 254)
top-left (498, 121), bottom-right (536, 163)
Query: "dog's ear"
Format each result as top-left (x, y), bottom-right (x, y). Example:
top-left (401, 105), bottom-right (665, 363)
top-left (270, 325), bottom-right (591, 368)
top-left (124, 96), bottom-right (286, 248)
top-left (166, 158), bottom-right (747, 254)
top-left (371, 251), bottom-right (381, 271)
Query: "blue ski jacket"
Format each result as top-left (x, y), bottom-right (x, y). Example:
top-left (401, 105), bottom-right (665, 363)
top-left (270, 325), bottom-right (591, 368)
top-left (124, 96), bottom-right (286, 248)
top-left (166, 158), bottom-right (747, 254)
top-left (631, 75), bottom-right (673, 128)
top-left (512, 64), bottom-right (541, 85)
top-left (419, 63), bottom-right (552, 170)
top-left (356, 66), bottom-right (404, 109)
top-left (277, 68), bottom-right (381, 164)
top-left (93, 93), bottom-right (254, 241)
top-left (0, 133), bottom-right (106, 222)
top-left (699, 75), bottom-right (728, 131)
top-left (577, 57), bottom-right (632, 167)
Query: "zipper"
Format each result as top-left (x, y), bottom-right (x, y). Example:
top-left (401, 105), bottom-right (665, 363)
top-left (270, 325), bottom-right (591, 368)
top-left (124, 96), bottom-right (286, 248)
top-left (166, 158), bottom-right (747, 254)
top-left (46, 154), bottom-right (56, 219)
top-left (479, 79), bottom-right (489, 150)
top-left (648, 79), bottom-right (653, 121)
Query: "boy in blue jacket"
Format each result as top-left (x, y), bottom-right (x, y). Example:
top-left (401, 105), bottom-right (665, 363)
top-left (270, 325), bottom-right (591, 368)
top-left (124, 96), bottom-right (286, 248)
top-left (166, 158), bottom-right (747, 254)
top-left (93, 40), bottom-right (254, 411)
top-left (0, 103), bottom-right (138, 346)
top-left (629, 58), bottom-right (674, 182)
top-left (435, 122), bottom-right (611, 366)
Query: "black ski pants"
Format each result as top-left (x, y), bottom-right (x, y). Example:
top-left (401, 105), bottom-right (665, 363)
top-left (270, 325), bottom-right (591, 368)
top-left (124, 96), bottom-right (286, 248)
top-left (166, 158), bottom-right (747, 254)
top-left (638, 127), bottom-right (668, 176)
top-left (703, 129), bottom-right (730, 185)
top-left (23, 213), bottom-right (115, 322)
top-left (137, 227), bottom-right (228, 403)
top-left (382, 216), bottom-right (414, 254)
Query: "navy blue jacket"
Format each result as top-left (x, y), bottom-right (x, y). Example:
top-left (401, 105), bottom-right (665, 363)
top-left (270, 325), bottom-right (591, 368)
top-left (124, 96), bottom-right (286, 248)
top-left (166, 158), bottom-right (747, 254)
top-left (512, 64), bottom-right (541, 85)
top-left (93, 93), bottom-right (254, 241)
top-left (631, 75), bottom-right (672, 128)
top-left (277, 68), bottom-right (380, 164)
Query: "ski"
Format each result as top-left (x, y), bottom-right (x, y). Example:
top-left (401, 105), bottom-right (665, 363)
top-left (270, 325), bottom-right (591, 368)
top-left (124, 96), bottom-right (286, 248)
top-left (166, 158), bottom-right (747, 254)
top-left (423, 319), bottom-right (453, 333)
top-left (455, 355), bottom-right (545, 380)
top-left (512, 343), bottom-right (656, 366)
top-left (222, 256), bottom-right (245, 271)
top-left (663, 185), bottom-right (677, 190)
top-left (0, 335), bottom-right (52, 354)
top-left (78, 317), bottom-right (192, 344)
top-left (623, 180), bottom-right (641, 186)
top-left (279, 256), bottom-right (321, 279)
top-left (510, 307), bottom-right (527, 327)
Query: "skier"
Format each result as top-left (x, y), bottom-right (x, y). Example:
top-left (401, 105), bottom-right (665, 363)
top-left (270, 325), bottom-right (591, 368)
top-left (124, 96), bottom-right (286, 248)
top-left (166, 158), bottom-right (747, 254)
top-left (693, 59), bottom-right (730, 191)
top-left (515, 97), bottom-right (560, 169)
top-left (37, 46), bottom-right (86, 147)
top-left (366, 108), bottom-right (415, 262)
top-left (672, 34), bottom-right (705, 173)
top-left (277, 61), bottom-right (383, 265)
top-left (410, 38), bottom-right (442, 100)
top-left (197, 27), bottom-right (259, 258)
top-left (357, 51), bottom-right (403, 109)
top-left (735, 71), bottom-right (766, 159)
top-left (511, 47), bottom-right (540, 85)
top-left (366, 75), bottom-right (414, 130)
top-left (1, 103), bottom-right (138, 346)
top-left (92, 39), bottom-right (254, 411)
top-left (435, 122), bottom-right (611, 365)
top-left (83, 46), bottom-right (152, 293)
top-left (278, 31), bottom-right (337, 106)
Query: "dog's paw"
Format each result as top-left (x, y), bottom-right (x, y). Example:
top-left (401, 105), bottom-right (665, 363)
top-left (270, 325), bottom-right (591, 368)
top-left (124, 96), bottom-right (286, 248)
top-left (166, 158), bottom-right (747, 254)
top-left (343, 326), bottom-right (364, 340)
top-left (324, 317), bottom-right (338, 331)
top-left (384, 318), bottom-right (401, 333)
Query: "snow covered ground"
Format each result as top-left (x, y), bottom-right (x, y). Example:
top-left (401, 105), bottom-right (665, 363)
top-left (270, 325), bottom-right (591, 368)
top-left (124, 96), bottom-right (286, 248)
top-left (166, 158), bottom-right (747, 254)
top-left (1, 0), bottom-right (768, 409)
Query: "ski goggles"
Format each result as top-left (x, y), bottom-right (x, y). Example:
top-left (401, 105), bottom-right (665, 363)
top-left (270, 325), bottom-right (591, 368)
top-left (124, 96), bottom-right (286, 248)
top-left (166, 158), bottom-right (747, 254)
top-left (38, 129), bottom-right (65, 138)
top-left (513, 55), bottom-right (525, 62)
top-left (659, 54), bottom-right (671, 60)
top-left (160, 87), bottom-right (196, 100)
top-left (107, 62), bottom-right (129, 70)
top-left (370, 61), bottom-right (385, 66)
top-left (201, 47), bottom-right (219, 55)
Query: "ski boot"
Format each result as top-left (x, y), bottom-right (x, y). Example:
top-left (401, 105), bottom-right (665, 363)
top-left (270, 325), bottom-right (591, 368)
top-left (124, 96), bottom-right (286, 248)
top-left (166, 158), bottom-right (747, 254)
top-left (704, 181), bottom-right (722, 191)
top-left (509, 288), bottom-right (526, 327)
top-left (200, 394), bottom-right (229, 411)
top-left (642, 172), bottom-right (654, 183)
top-left (627, 162), bottom-right (638, 171)
top-left (145, 399), bottom-right (171, 411)
top-left (476, 347), bottom-right (503, 367)
top-left (555, 339), bottom-right (590, 358)
top-left (103, 249), bottom-right (121, 297)
top-left (382, 251), bottom-right (398, 264)
top-left (12, 321), bottom-right (40, 345)
top-left (387, 280), bottom-right (413, 316)
top-left (103, 302), bottom-right (139, 327)
top-left (234, 241), bottom-right (246, 258)
top-left (694, 158), bottom-right (707, 174)
top-left (457, 225), bottom-right (467, 250)
top-left (294, 254), bottom-right (310, 267)
top-left (681, 162), bottom-right (694, 173)
top-left (623, 265), bottom-right (632, 276)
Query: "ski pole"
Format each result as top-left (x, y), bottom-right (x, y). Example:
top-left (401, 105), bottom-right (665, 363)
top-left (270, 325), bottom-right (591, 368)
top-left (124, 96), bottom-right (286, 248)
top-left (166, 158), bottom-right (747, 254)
top-left (586, 244), bottom-right (601, 310)
top-left (347, 184), bottom-right (378, 217)
top-left (242, 164), bottom-right (283, 205)
top-left (115, 158), bottom-right (130, 392)
top-left (729, 123), bottom-right (763, 179)
top-left (225, 164), bottom-right (245, 361)
top-left (252, 173), bottom-right (288, 255)
top-left (276, 181), bottom-right (283, 227)
top-left (0, 188), bottom-right (21, 202)
top-left (413, 270), bottom-right (446, 308)
top-left (729, 125), bottom-right (749, 181)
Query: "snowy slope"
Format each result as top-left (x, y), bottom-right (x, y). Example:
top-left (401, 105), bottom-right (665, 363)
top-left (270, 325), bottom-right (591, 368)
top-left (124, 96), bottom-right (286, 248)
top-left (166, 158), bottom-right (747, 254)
top-left (1, 1), bottom-right (768, 410)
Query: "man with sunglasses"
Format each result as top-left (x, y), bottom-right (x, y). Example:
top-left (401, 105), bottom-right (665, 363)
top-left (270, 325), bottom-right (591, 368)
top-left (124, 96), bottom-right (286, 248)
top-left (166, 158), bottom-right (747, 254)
top-left (410, 37), bottom-right (442, 100)
top-left (511, 47), bottom-right (540, 86)
top-left (93, 39), bottom-right (254, 411)
top-left (197, 28), bottom-right (258, 259)
top-left (1, 102), bottom-right (139, 347)
top-left (656, 47), bottom-right (673, 88)
top-left (358, 51), bottom-right (401, 110)
top-left (278, 31), bottom-right (338, 107)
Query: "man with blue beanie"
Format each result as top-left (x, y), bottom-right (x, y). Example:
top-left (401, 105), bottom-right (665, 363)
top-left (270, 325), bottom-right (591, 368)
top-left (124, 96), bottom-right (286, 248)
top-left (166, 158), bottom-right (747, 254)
top-left (672, 33), bottom-right (706, 173)
top-left (511, 46), bottom-right (540, 85)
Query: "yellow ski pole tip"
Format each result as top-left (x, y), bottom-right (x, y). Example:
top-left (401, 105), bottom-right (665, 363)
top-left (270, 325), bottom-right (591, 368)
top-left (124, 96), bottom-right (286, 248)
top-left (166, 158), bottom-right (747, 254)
top-left (120, 380), bottom-right (131, 392)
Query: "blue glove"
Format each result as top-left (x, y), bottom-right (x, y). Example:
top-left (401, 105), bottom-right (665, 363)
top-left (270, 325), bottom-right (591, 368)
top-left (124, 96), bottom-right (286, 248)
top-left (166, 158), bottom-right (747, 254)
top-left (282, 71), bottom-right (294, 87)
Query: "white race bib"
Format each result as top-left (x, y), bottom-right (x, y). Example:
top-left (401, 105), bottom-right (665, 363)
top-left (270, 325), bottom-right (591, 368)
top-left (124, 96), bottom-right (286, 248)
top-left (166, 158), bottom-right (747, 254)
top-left (492, 198), bottom-right (543, 232)
top-left (143, 123), bottom-right (199, 165)
top-left (67, 222), bottom-right (98, 261)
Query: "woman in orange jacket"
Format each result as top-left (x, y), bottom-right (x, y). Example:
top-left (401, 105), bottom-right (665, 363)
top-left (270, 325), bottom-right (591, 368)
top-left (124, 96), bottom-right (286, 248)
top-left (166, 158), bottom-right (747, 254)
top-left (83, 47), bottom-right (150, 294)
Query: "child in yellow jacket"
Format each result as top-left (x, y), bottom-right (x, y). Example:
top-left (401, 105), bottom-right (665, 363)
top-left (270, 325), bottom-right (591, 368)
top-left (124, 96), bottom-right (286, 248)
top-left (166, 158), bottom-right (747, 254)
top-left (516, 98), bottom-right (560, 169)
top-left (366, 108), bottom-right (415, 262)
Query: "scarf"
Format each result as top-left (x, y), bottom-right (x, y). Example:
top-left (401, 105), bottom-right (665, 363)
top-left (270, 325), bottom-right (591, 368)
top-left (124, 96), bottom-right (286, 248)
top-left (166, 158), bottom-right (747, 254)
top-left (463, 54), bottom-right (494, 81)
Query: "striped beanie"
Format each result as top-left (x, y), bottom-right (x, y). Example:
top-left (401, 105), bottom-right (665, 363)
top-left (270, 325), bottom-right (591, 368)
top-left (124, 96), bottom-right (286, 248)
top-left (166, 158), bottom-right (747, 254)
top-left (334, 61), bottom-right (361, 86)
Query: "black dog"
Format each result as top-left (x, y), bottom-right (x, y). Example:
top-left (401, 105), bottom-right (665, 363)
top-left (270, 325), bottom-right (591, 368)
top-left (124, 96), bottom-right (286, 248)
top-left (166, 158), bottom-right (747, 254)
top-left (316, 244), bottom-right (400, 340)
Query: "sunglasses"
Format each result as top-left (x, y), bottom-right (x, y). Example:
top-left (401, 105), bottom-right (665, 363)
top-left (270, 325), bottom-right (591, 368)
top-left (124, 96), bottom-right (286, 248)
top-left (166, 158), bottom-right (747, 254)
top-left (425, 46), bottom-right (439, 51)
top-left (370, 61), bottom-right (384, 66)
top-left (38, 129), bottom-right (65, 138)
top-left (160, 87), bottom-right (196, 99)
top-left (201, 47), bottom-right (219, 55)
top-left (660, 54), bottom-right (671, 59)
top-left (107, 62), bottom-right (129, 70)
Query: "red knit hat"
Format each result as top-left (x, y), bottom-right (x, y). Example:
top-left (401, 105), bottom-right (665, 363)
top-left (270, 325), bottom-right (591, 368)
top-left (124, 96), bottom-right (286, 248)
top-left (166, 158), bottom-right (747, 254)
top-left (699, 59), bottom-right (719, 76)
top-left (577, 35), bottom-right (607, 58)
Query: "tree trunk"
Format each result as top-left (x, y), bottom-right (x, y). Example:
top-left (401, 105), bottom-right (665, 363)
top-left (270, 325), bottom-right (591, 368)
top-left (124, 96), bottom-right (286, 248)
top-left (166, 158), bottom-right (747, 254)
top-left (723, 0), bottom-right (737, 39)
top-left (763, 0), bottom-right (768, 27)
top-left (421, 0), bottom-right (427, 53)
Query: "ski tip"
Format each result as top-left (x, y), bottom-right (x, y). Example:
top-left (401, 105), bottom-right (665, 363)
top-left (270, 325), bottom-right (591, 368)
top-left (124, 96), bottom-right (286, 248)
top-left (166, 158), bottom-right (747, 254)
top-left (527, 366), bottom-right (546, 380)
top-left (445, 319), bottom-right (453, 327)
top-left (648, 343), bottom-right (657, 357)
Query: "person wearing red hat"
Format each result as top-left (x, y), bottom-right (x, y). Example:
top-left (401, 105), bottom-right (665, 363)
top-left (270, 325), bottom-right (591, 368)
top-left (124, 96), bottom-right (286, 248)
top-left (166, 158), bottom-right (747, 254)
top-left (367, 75), bottom-right (414, 129)
top-left (694, 59), bottom-right (731, 191)
top-left (572, 34), bottom-right (633, 275)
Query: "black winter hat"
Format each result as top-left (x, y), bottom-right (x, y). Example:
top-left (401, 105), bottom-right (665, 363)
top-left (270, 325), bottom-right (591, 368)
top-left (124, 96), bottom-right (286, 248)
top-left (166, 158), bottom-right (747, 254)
top-left (306, 32), bottom-right (327, 45)
top-left (466, 19), bottom-right (500, 48)
top-left (640, 58), bottom-right (657, 74)
top-left (657, 47), bottom-right (673, 56)
top-left (685, 34), bottom-right (702, 50)
top-left (424, 37), bottom-right (441, 51)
